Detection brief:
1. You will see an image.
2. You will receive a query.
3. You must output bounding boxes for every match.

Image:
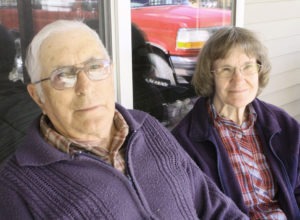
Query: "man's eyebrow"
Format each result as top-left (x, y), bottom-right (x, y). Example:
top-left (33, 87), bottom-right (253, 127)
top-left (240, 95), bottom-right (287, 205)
top-left (51, 64), bottom-right (73, 71)
top-left (51, 58), bottom-right (98, 69)
top-left (51, 57), bottom-right (109, 70)
top-left (84, 57), bottom-right (109, 63)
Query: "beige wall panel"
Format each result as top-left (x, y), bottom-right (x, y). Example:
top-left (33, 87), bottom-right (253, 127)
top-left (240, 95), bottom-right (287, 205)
top-left (244, 0), bottom-right (300, 121)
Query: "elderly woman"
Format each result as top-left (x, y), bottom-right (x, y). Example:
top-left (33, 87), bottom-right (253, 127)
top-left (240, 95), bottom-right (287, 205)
top-left (172, 27), bottom-right (300, 219)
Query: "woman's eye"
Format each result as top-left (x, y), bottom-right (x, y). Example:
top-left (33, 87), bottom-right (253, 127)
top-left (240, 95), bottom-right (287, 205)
top-left (221, 67), bottom-right (232, 73)
top-left (243, 64), bottom-right (251, 69)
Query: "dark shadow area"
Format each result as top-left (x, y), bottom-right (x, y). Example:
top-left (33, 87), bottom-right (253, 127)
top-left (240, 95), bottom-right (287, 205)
top-left (0, 24), bottom-right (41, 163)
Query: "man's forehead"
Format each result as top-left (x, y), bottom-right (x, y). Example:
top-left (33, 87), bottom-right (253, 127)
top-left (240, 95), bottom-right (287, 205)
top-left (39, 28), bottom-right (106, 71)
top-left (42, 28), bottom-right (96, 46)
top-left (40, 28), bottom-right (102, 53)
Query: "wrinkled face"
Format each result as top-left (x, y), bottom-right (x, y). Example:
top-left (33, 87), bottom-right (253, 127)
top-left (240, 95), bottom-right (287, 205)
top-left (212, 46), bottom-right (259, 109)
top-left (29, 28), bottom-right (115, 141)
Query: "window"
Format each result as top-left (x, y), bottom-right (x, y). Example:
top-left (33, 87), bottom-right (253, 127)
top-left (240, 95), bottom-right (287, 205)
top-left (0, 0), bottom-right (236, 129)
top-left (0, 0), bottom-right (104, 83)
top-left (131, 0), bottom-right (235, 128)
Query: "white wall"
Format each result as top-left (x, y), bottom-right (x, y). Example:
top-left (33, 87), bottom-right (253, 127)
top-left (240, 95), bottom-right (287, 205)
top-left (243, 0), bottom-right (300, 122)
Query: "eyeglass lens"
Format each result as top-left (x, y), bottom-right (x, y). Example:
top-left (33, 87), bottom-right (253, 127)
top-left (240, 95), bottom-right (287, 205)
top-left (50, 59), bottom-right (110, 90)
top-left (214, 63), bottom-right (260, 78)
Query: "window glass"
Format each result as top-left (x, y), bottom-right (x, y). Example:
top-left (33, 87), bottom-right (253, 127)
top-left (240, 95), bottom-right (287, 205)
top-left (0, 0), bottom-right (21, 82)
top-left (31, 0), bottom-right (98, 33)
top-left (0, 0), bottom-right (101, 83)
top-left (131, 0), bottom-right (234, 128)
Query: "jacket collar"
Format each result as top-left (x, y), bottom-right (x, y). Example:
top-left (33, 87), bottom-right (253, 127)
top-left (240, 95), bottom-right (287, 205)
top-left (188, 97), bottom-right (213, 141)
top-left (251, 99), bottom-right (281, 138)
top-left (16, 103), bottom-right (149, 167)
top-left (188, 97), bottom-right (281, 141)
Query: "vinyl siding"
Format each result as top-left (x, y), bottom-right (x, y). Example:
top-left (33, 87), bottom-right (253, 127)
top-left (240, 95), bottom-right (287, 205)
top-left (243, 0), bottom-right (300, 122)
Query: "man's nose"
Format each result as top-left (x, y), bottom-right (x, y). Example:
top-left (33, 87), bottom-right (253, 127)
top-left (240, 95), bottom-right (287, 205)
top-left (74, 70), bottom-right (91, 95)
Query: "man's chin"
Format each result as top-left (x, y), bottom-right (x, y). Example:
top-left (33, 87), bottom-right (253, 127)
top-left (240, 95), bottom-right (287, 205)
top-left (78, 117), bottom-right (112, 133)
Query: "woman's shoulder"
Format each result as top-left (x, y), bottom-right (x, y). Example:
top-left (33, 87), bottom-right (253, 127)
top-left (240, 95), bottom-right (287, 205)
top-left (253, 98), bottom-right (299, 128)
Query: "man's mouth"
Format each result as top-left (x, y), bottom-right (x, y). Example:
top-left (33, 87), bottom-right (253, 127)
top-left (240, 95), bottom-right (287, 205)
top-left (76, 105), bottom-right (102, 112)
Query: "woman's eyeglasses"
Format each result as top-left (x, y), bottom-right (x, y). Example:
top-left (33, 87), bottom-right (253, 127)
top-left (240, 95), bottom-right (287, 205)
top-left (212, 63), bottom-right (261, 79)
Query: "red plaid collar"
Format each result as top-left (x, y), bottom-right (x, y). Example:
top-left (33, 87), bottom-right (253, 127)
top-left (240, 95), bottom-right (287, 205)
top-left (40, 110), bottom-right (129, 173)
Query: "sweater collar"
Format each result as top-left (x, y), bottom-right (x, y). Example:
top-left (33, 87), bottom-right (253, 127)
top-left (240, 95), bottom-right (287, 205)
top-left (188, 97), bottom-right (212, 140)
top-left (251, 99), bottom-right (281, 137)
top-left (188, 97), bottom-right (281, 141)
top-left (16, 103), bottom-right (149, 167)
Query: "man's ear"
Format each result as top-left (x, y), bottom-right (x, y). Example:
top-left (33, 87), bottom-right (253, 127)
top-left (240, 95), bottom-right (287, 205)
top-left (27, 83), bottom-right (44, 109)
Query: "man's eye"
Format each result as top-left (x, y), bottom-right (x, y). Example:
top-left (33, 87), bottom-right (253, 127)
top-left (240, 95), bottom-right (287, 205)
top-left (89, 64), bottom-right (102, 70)
top-left (58, 70), bottom-right (74, 79)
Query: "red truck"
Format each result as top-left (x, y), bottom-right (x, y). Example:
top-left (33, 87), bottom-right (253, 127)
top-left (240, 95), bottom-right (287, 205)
top-left (131, 1), bottom-right (231, 89)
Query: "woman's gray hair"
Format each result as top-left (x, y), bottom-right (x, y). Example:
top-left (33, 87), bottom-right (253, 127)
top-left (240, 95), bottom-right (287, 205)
top-left (25, 19), bottom-right (108, 99)
top-left (192, 26), bottom-right (271, 97)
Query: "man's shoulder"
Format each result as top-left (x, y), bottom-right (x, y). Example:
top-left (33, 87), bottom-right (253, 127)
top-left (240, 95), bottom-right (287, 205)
top-left (0, 153), bottom-right (19, 180)
top-left (116, 103), bottom-right (155, 127)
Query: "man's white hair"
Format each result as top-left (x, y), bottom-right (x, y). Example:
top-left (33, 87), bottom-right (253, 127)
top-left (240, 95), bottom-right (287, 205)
top-left (25, 19), bottom-right (108, 100)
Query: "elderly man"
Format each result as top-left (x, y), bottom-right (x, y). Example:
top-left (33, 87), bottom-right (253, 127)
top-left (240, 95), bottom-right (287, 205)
top-left (0, 20), bottom-right (247, 219)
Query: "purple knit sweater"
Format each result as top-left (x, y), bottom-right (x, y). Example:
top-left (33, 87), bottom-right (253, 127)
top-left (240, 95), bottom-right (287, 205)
top-left (0, 104), bottom-right (248, 219)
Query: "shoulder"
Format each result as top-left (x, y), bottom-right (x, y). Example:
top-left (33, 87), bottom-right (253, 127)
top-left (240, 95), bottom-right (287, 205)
top-left (172, 97), bottom-right (211, 138)
top-left (0, 154), bottom-right (19, 187)
top-left (116, 103), bottom-right (168, 132)
top-left (253, 99), bottom-right (299, 128)
top-left (117, 103), bottom-right (181, 149)
top-left (116, 103), bottom-right (149, 122)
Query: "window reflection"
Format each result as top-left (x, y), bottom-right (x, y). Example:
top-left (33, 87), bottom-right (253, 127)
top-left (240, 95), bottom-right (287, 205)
top-left (131, 0), bottom-right (234, 128)
top-left (31, 0), bottom-right (98, 33)
top-left (0, 0), bottom-right (99, 82)
top-left (0, 0), bottom-right (235, 129)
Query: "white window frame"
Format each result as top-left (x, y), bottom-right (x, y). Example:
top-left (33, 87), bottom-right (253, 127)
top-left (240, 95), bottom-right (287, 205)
top-left (109, 0), bottom-right (133, 109)
top-left (235, 0), bottom-right (245, 27)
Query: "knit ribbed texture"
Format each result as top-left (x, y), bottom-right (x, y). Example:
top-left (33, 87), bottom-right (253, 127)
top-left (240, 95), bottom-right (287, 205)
top-left (142, 118), bottom-right (196, 219)
top-left (0, 105), bottom-right (248, 219)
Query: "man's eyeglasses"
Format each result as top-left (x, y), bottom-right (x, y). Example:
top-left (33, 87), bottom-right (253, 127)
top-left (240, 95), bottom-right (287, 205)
top-left (33, 59), bottom-right (111, 90)
top-left (211, 63), bottom-right (261, 79)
